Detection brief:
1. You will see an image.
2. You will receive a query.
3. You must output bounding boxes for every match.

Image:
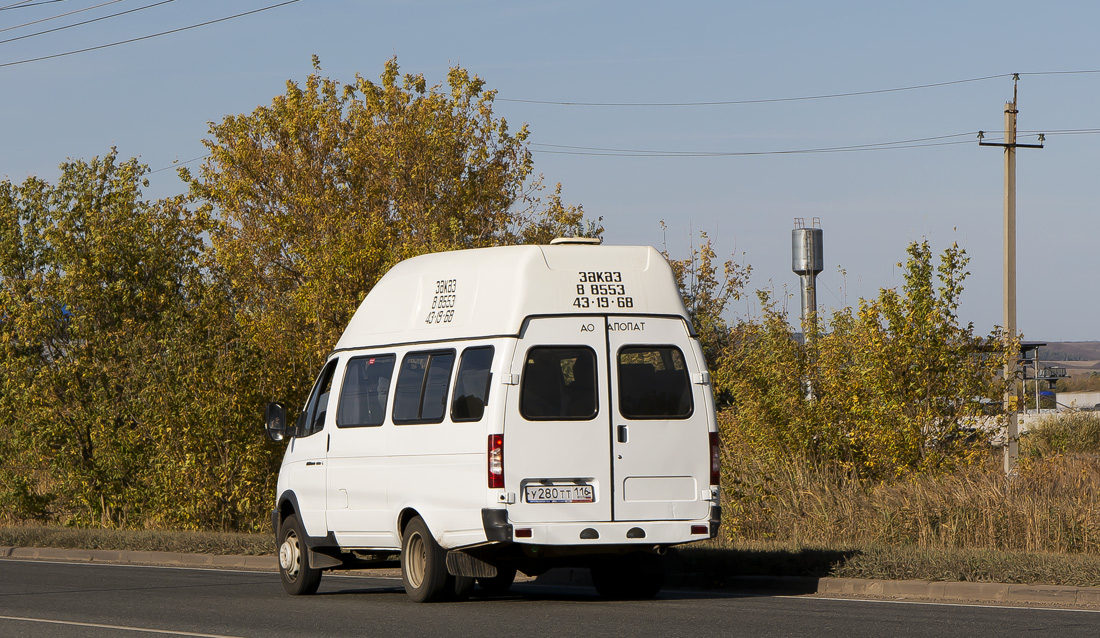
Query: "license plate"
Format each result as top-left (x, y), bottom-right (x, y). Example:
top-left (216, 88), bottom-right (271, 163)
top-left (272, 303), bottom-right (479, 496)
top-left (524, 484), bottom-right (595, 504)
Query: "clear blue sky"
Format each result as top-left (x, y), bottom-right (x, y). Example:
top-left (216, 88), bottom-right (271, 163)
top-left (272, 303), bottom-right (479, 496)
top-left (3, 0), bottom-right (1098, 341)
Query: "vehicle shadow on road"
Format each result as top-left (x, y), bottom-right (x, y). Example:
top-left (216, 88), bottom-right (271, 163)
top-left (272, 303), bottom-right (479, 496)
top-left (313, 578), bottom-right (754, 603)
top-left (674, 545), bottom-right (862, 584)
top-left (315, 545), bottom-right (862, 602)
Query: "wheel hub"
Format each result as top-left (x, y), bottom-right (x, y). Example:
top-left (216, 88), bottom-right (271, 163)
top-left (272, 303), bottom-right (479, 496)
top-left (280, 536), bottom-right (300, 577)
top-left (405, 532), bottom-right (425, 588)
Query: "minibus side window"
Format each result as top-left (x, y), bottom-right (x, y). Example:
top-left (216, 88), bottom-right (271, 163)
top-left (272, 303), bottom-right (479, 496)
top-left (521, 347), bottom-right (597, 420)
top-left (451, 346), bottom-right (494, 422)
top-left (336, 354), bottom-right (396, 428)
top-left (299, 360), bottom-right (338, 437)
top-left (617, 346), bottom-right (693, 419)
top-left (393, 350), bottom-right (456, 424)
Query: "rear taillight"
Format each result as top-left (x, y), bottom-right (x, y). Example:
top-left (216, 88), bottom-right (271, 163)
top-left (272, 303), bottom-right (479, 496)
top-left (709, 431), bottom-right (720, 486)
top-left (488, 434), bottom-right (504, 489)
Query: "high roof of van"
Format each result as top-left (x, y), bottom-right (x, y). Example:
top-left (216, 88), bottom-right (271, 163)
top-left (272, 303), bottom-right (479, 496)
top-left (334, 243), bottom-right (692, 349)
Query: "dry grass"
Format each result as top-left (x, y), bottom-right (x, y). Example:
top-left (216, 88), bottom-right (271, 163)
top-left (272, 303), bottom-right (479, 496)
top-left (721, 413), bottom-right (1100, 556)
top-left (722, 453), bottom-right (1100, 554)
top-left (1023, 411), bottom-right (1100, 456)
top-left (699, 411), bottom-right (1100, 587)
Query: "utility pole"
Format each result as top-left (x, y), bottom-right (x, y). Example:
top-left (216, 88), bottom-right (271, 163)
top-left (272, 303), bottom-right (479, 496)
top-left (978, 74), bottom-right (1043, 475)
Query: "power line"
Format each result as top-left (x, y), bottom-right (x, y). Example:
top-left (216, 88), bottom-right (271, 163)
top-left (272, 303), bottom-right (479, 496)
top-left (0, 0), bottom-right (68, 9)
top-left (151, 128), bottom-right (1100, 171)
top-left (0, 0), bottom-right (178, 47)
top-left (499, 74), bottom-right (1015, 107)
top-left (530, 132), bottom-right (981, 157)
top-left (1022, 127), bottom-right (1100, 136)
top-left (531, 140), bottom-right (975, 157)
top-left (148, 154), bottom-right (208, 174)
top-left (0, 1), bottom-right (39, 10)
top-left (530, 127), bottom-right (1100, 158)
top-left (1020, 69), bottom-right (1100, 77)
top-left (0, 0), bottom-right (301, 68)
top-left (500, 69), bottom-right (1100, 108)
top-left (0, 0), bottom-right (121, 34)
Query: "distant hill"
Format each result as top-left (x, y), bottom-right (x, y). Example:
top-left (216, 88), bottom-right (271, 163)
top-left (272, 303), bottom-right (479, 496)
top-left (1040, 342), bottom-right (1100, 365)
top-left (1037, 343), bottom-right (1100, 390)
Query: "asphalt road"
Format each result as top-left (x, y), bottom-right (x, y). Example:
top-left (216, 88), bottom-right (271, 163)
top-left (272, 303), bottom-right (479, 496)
top-left (1, 560), bottom-right (1098, 638)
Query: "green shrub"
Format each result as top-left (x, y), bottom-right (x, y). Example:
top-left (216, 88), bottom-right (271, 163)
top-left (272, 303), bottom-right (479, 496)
top-left (1022, 412), bottom-right (1100, 456)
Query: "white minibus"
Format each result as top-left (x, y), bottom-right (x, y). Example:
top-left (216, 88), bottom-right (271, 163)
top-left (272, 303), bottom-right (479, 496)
top-left (264, 239), bottom-right (720, 602)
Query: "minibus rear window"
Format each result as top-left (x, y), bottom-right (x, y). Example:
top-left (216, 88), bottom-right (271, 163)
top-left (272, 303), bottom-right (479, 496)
top-left (451, 346), bottom-right (494, 422)
top-left (393, 350), bottom-right (456, 424)
top-left (617, 346), bottom-right (693, 419)
top-left (521, 347), bottom-right (597, 420)
top-left (336, 355), bottom-right (395, 428)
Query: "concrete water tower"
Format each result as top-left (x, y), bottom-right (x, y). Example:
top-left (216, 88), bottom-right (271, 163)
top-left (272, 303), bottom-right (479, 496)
top-left (792, 218), bottom-right (823, 336)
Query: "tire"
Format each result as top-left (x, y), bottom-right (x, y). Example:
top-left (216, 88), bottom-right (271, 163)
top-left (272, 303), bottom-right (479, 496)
top-left (591, 554), bottom-right (664, 600)
top-left (277, 514), bottom-right (322, 596)
top-left (453, 574), bottom-right (475, 601)
top-left (401, 516), bottom-right (465, 603)
top-left (476, 567), bottom-right (517, 596)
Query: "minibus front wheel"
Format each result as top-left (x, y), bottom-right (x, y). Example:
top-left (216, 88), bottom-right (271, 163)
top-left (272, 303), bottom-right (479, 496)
top-left (278, 514), bottom-right (322, 596)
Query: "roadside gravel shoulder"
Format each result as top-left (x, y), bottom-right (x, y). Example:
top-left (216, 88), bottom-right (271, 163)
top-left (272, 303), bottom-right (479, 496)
top-left (5, 545), bottom-right (1100, 609)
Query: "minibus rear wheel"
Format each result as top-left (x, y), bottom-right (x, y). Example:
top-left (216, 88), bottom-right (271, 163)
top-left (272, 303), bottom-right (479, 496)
top-left (401, 516), bottom-right (470, 602)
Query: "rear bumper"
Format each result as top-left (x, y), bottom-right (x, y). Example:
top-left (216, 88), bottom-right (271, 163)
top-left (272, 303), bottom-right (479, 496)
top-left (482, 508), bottom-right (513, 542)
top-left (481, 506), bottom-right (720, 546)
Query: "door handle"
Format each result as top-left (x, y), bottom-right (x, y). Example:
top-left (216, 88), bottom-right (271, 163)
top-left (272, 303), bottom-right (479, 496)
top-left (617, 425), bottom-right (628, 443)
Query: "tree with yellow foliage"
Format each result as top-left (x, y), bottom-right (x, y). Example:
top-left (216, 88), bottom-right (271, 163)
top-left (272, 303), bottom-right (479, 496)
top-left (1, 59), bottom-right (598, 530)
top-left (0, 151), bottom-right (211, 525)
top-left (184, 56), bottom-right (599, 415)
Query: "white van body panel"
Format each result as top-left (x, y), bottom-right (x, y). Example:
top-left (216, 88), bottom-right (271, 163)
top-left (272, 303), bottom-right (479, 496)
top-left (385, 417), bottom-right (488, 547)
top-left (274, 243), bottom-right (717, 559)
top-left (324, 350), bottom-right (394, 547)
top-left (283, 417), bottom-right (329, 537)
top-left (334, 244), bottom-right (689, 350)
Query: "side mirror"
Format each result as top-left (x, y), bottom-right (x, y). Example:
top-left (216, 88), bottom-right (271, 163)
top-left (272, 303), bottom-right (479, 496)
top-left (265, 402), bottom-right (288, 442)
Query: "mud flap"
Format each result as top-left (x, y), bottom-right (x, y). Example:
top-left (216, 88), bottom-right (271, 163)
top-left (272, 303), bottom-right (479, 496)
top-left (446, 550), bottom-right (499, 579)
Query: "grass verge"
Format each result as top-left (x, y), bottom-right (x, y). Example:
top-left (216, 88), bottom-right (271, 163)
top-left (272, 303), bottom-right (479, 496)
top-left (0, 525), bottom-right (273, 556)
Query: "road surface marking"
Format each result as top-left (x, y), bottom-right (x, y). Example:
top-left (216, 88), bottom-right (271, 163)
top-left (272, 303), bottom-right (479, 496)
top-left (0, 614), bottom-right (247, 637)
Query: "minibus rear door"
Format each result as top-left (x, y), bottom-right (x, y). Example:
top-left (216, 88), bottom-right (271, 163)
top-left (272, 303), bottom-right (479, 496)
top-left (504, 316), bottom-right (613, 524)
top-left (607, 316), bottom-right (711, 522)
